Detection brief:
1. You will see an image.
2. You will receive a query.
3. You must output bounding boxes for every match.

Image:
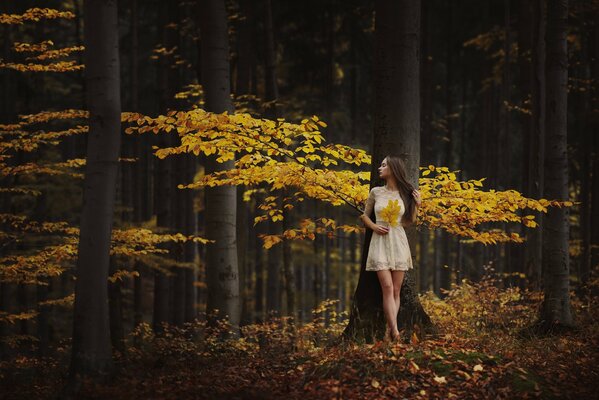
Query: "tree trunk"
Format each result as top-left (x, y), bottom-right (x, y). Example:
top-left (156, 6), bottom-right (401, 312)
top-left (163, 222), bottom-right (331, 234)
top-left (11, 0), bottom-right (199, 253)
top-left (262, 0), bottom-right (284, 317)
top-left (184, 156), bottom-right (198, 323)
top-left (108, 257), bottom-right (125, 353)
top-left (343, 0), bottom-right (435, 342)
top-left (525, 0), bottom-right (546, 290)
top-left (589, 6), bottom-right (599, 286)
top-left (577, 23), bottom-right (591, 292)
top-left (254, 201), bottom-right (265, 322)
top-left (283, 206), bottom-right (296, 320)
top-left (69, 0), bottom-right (121, 379)
top-left (199, 0), bottom-right (241, 331)
top-left (129, 0), bottom-right (146, 330)
top-left (538, 0), bottom-right (573, 331)
top-left (153, 0), bottom-right (179, 332)
top-left (235, 0), bottom-right (255, 325)
top-left (419, 0), bottom-right (432, 293)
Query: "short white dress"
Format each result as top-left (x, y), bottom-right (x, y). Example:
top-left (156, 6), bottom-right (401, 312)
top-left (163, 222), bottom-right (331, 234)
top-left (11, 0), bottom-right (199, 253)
top-left (364, 186), bottom-right (413, 271)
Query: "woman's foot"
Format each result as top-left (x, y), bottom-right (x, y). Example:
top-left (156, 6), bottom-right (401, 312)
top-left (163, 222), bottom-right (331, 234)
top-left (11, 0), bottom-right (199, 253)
top-left (391, 330), bottom-right (401, 341)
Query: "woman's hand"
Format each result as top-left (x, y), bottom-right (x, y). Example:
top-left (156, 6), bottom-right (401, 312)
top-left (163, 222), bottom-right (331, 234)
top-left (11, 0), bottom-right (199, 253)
top-left (372, 224), bottom-right (390, 235)
top-left (412, 189), bottom-right (421, 206)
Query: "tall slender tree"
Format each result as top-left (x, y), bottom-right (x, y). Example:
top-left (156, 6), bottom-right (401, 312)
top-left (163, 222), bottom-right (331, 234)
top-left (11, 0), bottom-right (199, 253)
top-left (199, 0), bottom-right (241, 330)
top-left (69, 0), bottom-right (121, 379)
top-left (538, 0), bottom-right (573, 330)
top-left (525, 0), bottom-right (546, 290)
top-left (589, 5), bottom-right (599, 284)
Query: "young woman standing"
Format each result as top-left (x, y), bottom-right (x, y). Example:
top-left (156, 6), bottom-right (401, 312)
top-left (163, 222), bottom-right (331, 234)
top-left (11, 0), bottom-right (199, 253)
top-left (359, 155), bottom-right (421, 340)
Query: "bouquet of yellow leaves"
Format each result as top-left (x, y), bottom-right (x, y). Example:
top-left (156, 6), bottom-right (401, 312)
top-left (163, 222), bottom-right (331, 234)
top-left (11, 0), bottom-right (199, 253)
top-left (380, 199), bottom-right (401, 227)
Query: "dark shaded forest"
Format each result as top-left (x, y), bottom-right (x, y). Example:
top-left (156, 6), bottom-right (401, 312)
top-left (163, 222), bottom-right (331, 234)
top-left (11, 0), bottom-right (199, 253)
top-left (0, 0), bottom-right (598, 398)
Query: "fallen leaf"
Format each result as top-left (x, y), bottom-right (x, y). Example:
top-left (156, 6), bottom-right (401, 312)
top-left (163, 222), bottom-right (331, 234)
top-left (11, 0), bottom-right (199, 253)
top-left (408, 361), bottom-right (420, 374)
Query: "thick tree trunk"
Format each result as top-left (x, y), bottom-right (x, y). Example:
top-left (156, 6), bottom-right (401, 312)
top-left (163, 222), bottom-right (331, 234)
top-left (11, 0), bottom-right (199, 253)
top-left (69, 0), bottom-right (121, 379)
top-left (199, 0), bottom-right (241, 331)
top-left (343, 0), bottom-right (435, 342)
top-left (538, 0), bottom-right (573, 331)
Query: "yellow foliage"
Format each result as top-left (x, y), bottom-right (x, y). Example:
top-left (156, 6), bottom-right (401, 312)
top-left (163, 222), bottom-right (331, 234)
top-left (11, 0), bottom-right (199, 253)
top-left (120, 109), bottom-right (574, 247)
top-left (0, 8), bottom-right (75, 24)
top-left (0, 213), bottom-right (213, 284)
top-left (0, 60), bottom-right (84, 72)
top-left (380, 199), bottom-right (401, 227)
top-left (0, 311), bottom-right (38, 324)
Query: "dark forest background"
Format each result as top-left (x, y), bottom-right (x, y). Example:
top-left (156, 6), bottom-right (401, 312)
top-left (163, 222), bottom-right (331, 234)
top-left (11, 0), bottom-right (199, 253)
top-left (0, 0), bottom-right (597, 398)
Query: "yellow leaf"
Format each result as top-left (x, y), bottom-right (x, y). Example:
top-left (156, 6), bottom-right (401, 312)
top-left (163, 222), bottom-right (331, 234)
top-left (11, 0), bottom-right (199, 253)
top-left (433, 376), bottom-right (447, 384)
top-left (380, 199), bottom-right (401, 227)
top-left (371, 379), bottom-right (380, 388)
top-left (473, 364), bottom-right (483, 372)
top-left (408, 361), bottom-right (420, 374)
top-left (411, 331), bottom-right (419, 344)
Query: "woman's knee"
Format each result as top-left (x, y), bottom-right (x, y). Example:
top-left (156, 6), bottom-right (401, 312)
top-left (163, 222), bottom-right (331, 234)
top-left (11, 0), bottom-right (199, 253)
top-left (380, 280), bottom-right (394, 293)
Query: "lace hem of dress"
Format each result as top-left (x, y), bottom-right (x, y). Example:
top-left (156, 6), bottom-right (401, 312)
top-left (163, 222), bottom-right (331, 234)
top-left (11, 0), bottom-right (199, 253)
top-left (366, 259), bottom-right (412, 271)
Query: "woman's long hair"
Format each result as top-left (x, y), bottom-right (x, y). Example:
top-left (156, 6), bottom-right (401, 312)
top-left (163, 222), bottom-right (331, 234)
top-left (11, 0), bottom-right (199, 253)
top-left (385, 155), bottom-right (417, 226)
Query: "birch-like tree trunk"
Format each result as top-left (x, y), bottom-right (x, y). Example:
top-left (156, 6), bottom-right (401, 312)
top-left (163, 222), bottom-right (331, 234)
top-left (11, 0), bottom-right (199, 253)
top-left (199, 0), bottom-right (240, 330)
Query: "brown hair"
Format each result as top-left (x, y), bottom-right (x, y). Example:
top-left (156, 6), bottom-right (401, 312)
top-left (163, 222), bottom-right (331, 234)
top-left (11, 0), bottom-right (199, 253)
top-left (384, 155), bottom-right (417, 226)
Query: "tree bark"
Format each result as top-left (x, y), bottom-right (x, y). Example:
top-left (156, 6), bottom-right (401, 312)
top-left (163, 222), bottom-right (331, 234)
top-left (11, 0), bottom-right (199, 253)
top-left (199, 0), bottom-right (241, 331)
top-left (419, 0), bottom-right (432, 293)
top-left (525, 0), bottom-right (546, 290)
top-left (343, 0), bottom-right (435, 342)
top-left (153, 0), bottom-right (179, 332)
top-left (129, 0), bottom-right (146, 330)
top-left (69, 0), bottom-right (121, 379)
top-left (589, 6), bottom-right (599, 286)
top-left (538, 0), bottom-right (574, 331)
top-left (108, 256), bottom-right (125, 353)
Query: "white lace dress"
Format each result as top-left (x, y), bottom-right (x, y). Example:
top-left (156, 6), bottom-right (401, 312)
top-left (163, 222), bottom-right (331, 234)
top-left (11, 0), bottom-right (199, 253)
top-left (363, 186), bottom-right (413, 271)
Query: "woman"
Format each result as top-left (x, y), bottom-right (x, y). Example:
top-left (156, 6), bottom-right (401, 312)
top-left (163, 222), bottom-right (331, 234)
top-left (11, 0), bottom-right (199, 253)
top-left (359, 155), bottom-right (421, 341)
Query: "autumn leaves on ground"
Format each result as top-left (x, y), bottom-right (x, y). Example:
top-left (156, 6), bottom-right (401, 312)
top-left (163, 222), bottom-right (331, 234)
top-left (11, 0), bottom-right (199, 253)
top-left (3, 275), bottom-right (598, 399)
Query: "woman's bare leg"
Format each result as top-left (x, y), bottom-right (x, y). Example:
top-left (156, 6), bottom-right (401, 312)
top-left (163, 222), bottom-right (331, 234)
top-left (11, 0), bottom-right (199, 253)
top-left (391, 270), bottom-right (406, 332)
top-left (376, 270), bottom-right (399, 339)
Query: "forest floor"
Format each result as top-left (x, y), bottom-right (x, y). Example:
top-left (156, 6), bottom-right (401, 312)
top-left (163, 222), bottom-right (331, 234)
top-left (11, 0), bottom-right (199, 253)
top-left (2, 276), bottom-right (598, 399)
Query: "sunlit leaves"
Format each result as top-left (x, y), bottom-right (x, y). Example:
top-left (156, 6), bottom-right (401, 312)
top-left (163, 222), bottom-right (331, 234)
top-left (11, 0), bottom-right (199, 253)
top-left (122, 108), bottom-right (574, 248)
top-left (0, 8), bottom-right (75, 24)
top-left (380, 199), bottom-right (401, 227)
top-left (418, 165), bottom-right (573, 244)
top-left (1, 12), bottom-right (84, 72)
top-left (0, 213), bottom-right (213, 285)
